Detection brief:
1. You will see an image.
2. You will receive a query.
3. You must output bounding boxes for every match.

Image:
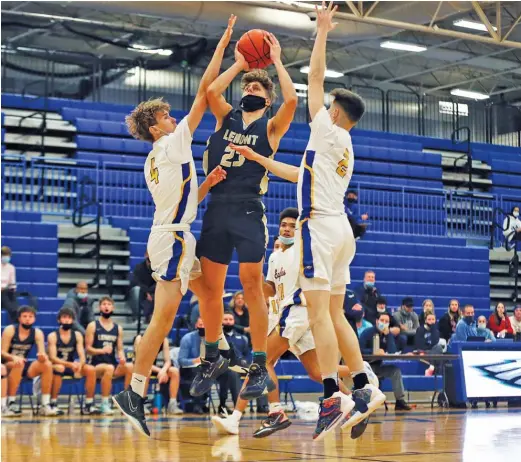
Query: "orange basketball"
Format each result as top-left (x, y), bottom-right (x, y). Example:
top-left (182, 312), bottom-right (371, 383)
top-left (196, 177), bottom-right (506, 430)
top-left (237, 29), bottom-right (272, 69)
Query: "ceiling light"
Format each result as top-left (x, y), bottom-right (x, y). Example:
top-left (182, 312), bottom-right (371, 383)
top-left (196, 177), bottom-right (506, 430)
top-left (300, 66), bottom-right (343, 78)
top-left (453, 19), bottom-right (497, 32)
top-left (450, 89), bottom-right (490, 100)
top-left (128, 45), bottom-right (173, 56)
top-left (276, 0), bottom-right (316, 9)
top-left (293, 83), bottom-right (308, 91)
top-left (380, 41), bottom-right (427, 52)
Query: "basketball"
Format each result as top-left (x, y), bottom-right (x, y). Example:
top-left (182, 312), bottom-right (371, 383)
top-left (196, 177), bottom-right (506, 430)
top-left (237, 29), bottom-right (272, 69)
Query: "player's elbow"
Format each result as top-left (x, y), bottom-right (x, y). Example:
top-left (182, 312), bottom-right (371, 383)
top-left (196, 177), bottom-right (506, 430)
top-left (206, 84), bottom-right (220, 100)
top-left (285, 94), bottom-right (298, 108)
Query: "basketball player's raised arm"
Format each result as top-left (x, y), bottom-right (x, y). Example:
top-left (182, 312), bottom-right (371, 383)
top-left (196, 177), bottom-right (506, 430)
top-left (207, 46), bottom-right (249, 124)
top-left (308, 2), bottom-right (338, 120)
top-left (266, 33), bottom-right (298, 140)
top-left (1, 326), bottom-right (16, 363)
top-left (186, 14), bottom-right (237, 134)
top-left (229, 144), bottom-right (299, 183)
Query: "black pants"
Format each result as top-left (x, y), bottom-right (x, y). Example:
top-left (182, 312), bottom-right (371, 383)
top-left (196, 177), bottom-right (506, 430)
top-left (217, 370), bottom-right (241, 408)
top-left (1, 290), bottom-right (19, 323)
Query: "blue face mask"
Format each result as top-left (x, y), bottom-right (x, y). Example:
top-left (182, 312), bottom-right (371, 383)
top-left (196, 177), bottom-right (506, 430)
top-left (377, 322), bottom-right (388, 331)
top-left (477, 325), bottom-right (487, 332)
top-left (278, 235), bottom-right (294, 246)
top-left (365, 281), bottom-right (375, 289)
top-left (1, 256), bottom-right (11, 264)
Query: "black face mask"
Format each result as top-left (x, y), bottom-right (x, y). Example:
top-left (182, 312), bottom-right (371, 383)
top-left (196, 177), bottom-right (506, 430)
top-left (198, 327), bottom-right (205, 337)
top-left (347, 198), bottom-right (357, 204)
top-left (61, 323), bottom-right (73, 331)
top-left (20, 323), bottom-right (33, 330)
top-left (240, 95), bottom-right (267, 113)
top-left (100, 312), bottom-right (112, 319)
top-left (222, 324), bottom-right (234, 333)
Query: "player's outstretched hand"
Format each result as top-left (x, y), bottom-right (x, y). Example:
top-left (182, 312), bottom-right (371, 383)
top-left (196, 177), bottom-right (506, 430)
top-left (229, 143), bottom-right (259, 162)
top-left (264, 32), bottom-right (281, 65)
top-left (235, 43), bottom-right (250, 72)
top-left (316, 1), bottom-right (338, 32)
top-left (218, 14), bottom-right (237, 50)
top-left (207, 165), bottom-right (227, 187)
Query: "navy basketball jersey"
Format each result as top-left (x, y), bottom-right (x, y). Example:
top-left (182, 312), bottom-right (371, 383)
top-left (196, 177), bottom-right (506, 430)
top-left (56, 330), bottom-right (77, 363)
top-left (9, 327), bottom-right (35, 359)
top-left (91, 320), bottom-right (119, 366)
top-left (204, 109), bottom-right (273, 198)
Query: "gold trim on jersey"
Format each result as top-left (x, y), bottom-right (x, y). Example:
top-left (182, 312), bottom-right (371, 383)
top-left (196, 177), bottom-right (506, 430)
top-left (171, 163), bottom-right (193, 223)
top-left (259, 152), bottom-right (275, 195)
top-left (173, 232), bottom-right (186, 280)
top-left (299, 217), bottom-right (308, 276)
top-left (202, 140), bottom-right (209, 175)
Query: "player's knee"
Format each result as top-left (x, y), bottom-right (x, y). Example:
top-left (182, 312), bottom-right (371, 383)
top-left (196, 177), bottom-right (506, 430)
top-left (239, 271), bottom-right (263, 290)
top-left (104, 365), bottom-right (115, 377)
top-left (168, 367), bottom-right (179, 379)
top-left (54, 364), bottom-right (65, 374)
top-left (125, 363), bottom-right (133, 374)
top-left (83, 365), bottom-right (95, 377)
top-left (43, 360), bottom-right (53, 371)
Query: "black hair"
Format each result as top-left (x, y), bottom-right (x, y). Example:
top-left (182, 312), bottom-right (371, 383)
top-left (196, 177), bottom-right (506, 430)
top-left (378, 312), bottom-right (390, 321)
top-left (57, 307), bottom-right (76, 322)
top-left (18, 305), bottom-right (37, 318)
top-left (279, 207), bottom-right (299, 224)
top-left (347, 189), bottom-right (357, 196)
top-left (330, 88), bottom-right (365, 123)
top-left (494, 302), bottom-right (506, 325)
top-left (512, 206), bottom-right (519, 215)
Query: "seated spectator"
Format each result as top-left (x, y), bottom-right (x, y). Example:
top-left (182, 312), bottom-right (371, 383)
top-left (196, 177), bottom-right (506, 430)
top-left (359, 312), bottom-right (411, 411)
top-left (438, 299), bottom-right (461, 343)
top-left (128, 252), bottom-right (156, 323)
top-left (375, 296), bottom-right (403, 339)
top-left (216, 312), bottom-right (250, 415)
top-left (476, 316), bottom-right (495, 342)
top-left (344, 189), bottom-right (369, 224)
top-left (393, 297), bottom-right (419, 346)
top-left (1, 246), bottom-right (18, 323)
top-left (85, 297), bottom-right (133, 415)
top-left (62, 281), bottom-right (95, 334)
top-left (178, 317), bottom-right (210, 414)
top-left (488, 302), bottom-right (514, 339)
top-left (134, 334), bottom-right (182, 415)
top-left (509, 304), bottom-right (521, 340)
top-left (415, 312), bottom-right (444, 376)
top-left (355, 270), bottom-right (382, 326)
top-left (503, 206), bottom-right (521, 249)
top-left (356, 312), bottom-right (372, 337)
top-left (47, 307), bottom-right (100, 415)
top-left (230, 292), bottom-right (250, 336)
top-left (419, 299), bottom-right (435, 326)
top-left (452, 305), bottom-right (478, 342)
top-left (1, 306), bottom-right (57, 416)
top-left (344, 288), bottom-right (363, 338)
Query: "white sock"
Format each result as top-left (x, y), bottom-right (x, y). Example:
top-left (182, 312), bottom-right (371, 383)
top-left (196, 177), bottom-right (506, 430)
top-left (169, 398), bottom-right (177, 405)
top-left (41, 394), bottom-right (50, 406)
top-left (102, 397), bottom-right (109, 405)
top-left (269, 402), bottom-right (282, 414)
top-left (8, 397), bottom-right (16, 404)
top-left (231, 410), bottom-right (242, 421)
top-left (85, 398), bottom-right (94, 405)
top-left (321, 372), bottom-right (338, 383)
top-left (218, 333), bottom-right (230, 351)
top-left (1, 397), bottom-right (7, 409)
top-left (130, 373), bottom-right (147, 398)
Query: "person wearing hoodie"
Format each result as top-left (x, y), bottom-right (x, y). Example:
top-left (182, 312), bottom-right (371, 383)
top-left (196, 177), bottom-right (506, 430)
top-left (62, 281), bottom-right (95, 334)
top-left (452, 305), bottom-right (479, 342)
top-left (355, 270), bottom-right (382, 326)
top-left (393, 297), bottom-right (419, 346)
top-left (438, 299), bottom-right (461, 343)
top-left (414, 312), bottom-right (444, 376)
top-left (476, 316), bottom-right (495, 342)
top-left (502, 205), bottom-right (521, 250)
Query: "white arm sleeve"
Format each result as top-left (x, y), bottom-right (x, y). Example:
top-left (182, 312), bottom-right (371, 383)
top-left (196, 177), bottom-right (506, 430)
top-left (164, 118), bottom-right (193, 164)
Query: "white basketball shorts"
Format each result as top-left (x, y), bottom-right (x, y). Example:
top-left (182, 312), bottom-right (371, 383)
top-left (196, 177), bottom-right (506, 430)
top-left (278, 304), bottom-right (315, 357)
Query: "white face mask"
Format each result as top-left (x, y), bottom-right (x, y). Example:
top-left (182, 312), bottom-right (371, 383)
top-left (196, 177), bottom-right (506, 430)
top-left (513, 211), bottom-right (519, 218)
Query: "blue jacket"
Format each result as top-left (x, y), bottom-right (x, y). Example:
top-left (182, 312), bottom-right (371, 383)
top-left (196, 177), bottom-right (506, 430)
top-left (476, 327), bottom-right (496, 342)
top-left (414, 325), bottom-right (441, 350)
top-left (357, 319), bottom-right (373, 337)
top-left (178, 331), bottom-right (202, 368)
top-left (224, 330), bottom-right (250, 361)
top-left (359, 326), bottom-right (397, 354)
top-left (453, 319), bottom-right (478, 342)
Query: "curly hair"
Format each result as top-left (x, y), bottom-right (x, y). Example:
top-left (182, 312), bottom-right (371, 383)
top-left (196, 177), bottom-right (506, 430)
top-left (241, 69), bottom-right (277, 104)
top-left (57, 307), bottom-right (76, 322)
top-left (125, 97), bottom-right (171, 142)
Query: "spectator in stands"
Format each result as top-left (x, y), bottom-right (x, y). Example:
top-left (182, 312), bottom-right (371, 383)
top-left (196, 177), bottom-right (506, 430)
top-left (503, 206), bottom-right (521, 249)
top-left (419, 299), bottom-right (435, 326)
top-left (344, 288), bottom-right (363, 338)
top-left (356, 311), bottom-right (372, 337)
top-left (345, 189), bottom-right (369, 223)
top-left (47, 307), bottom-right (100, 415)
top-left (85, 297), bottom-right (133, 415)
top-left (134, 334), bottom-right (182, 415)
top-left (217, 312), bottom-right (250, 415)
top-left (1, 306), bottom-right (58, 416)
top-left (178, 317), bottom-right (210, 414)
top-left (487, 302), bottom-right (514, 339)
top-left (452, 305), bottom-right (478, 342)
top-left (1, 246), bottom-right (18, 323)
top-left (63, 281), bottom-right (95, 335)
top-left (230, 291), bottom-right (250, 336)
top-left (509, 304), bottom-right (521, 340)
top-left (414, 312), bottom-right (444, 376)
top-left (359, 312), bottom-right (412, 411)
top-left (374, 296), bottom-right (406, 351)
top-left (476, 316), bottom-right (495, 342)
top-left (438, 299), bottom-right (461, 343)
top-left (128, 252), bottom-right (156, 323)
top-left (393, 297), bottom-right (419, 346)
top-left (355, 270), bottom-right (381, 325)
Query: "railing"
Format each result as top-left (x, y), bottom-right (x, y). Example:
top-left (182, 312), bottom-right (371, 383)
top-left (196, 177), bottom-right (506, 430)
top-left (2, 46), bottom-right (520, 147)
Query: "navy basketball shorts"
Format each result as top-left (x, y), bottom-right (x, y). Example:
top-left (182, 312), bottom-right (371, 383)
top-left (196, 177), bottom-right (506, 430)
top-left (196, 199), bottom-right (268, 265)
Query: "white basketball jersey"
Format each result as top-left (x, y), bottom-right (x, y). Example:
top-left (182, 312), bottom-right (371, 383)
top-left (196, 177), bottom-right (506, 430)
top-left (266, 244), bottom-right (304, 310)
top-left (297, 107), bottom-right (354, 219)
top-left (144, 118), bottom-right (199, 226)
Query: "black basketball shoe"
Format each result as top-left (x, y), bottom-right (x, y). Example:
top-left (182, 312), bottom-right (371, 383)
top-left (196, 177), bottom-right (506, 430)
top-left (190, 355), bottom-right (229, 397)
top-left (112, 388), bottom-right (150, 438)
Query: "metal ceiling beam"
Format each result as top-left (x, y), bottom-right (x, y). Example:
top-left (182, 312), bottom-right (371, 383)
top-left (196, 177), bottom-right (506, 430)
top-left (381, 48), bottom-right (512, 83)
top-left (471, 1), bottom-right (499, 41)
top-left (425, 65), bottom-right (521, 92)
top-left (496, 1), bottom-right (502, 40)
top-left (364, 1), bottom-right (379, 18)
top-left (502, 12), bottom-right (521, 41)
top-left (345, 1), bottom-right (361, 18)
top-left (489, 85), bottom-right (521, 96)
top-left (429, 1), bottom-right (443, 28)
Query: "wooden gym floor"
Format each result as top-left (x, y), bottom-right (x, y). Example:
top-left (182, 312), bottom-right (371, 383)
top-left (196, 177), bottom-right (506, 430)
top-left (2, 406), bottom-right (520, 462)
